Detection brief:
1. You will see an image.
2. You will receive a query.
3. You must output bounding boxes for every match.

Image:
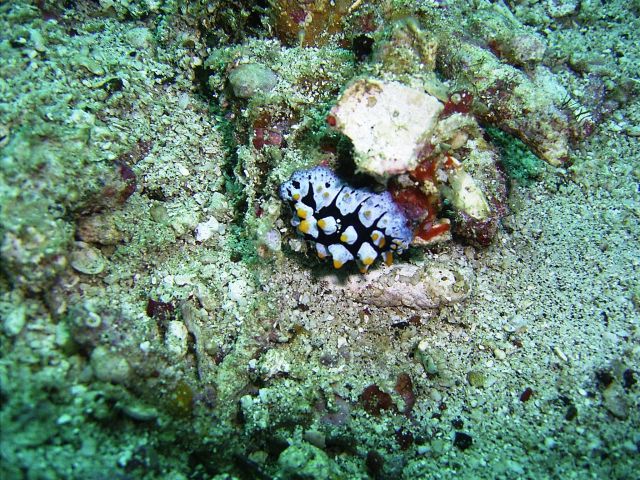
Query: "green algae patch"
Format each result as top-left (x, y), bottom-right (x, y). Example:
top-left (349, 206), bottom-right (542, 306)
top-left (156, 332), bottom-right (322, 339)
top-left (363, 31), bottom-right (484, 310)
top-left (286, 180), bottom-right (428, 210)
top-left (277, 442), bottom-right (342, 480)
top-left (487, 127), bottom-right (545, 184)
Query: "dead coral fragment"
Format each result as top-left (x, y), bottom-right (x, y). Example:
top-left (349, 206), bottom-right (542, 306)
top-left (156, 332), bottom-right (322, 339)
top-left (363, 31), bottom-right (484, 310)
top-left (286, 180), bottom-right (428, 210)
top-left (340, 262), bottom-right (472, 309)
top-left (330, 79), bottom-right (443, 179)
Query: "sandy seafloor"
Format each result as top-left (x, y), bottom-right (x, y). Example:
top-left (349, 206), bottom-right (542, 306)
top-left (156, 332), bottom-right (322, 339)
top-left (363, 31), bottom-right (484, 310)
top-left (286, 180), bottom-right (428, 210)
top-left (0, 1), bottom-right (638, 479)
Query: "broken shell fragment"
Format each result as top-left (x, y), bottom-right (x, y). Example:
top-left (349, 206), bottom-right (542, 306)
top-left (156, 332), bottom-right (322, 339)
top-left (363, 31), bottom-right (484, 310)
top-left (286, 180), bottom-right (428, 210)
top-left (70, 242), bottom-right (106, 275)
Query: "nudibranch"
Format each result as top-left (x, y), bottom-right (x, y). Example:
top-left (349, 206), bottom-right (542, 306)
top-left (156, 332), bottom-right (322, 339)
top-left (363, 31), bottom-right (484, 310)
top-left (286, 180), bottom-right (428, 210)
top-left (279, 166), bottom-right (412, 272)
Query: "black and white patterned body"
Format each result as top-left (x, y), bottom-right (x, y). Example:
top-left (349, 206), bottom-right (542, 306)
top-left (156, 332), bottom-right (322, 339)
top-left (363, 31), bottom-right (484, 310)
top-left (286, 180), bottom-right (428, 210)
top-left (279, 166), bottom-right (412, 272)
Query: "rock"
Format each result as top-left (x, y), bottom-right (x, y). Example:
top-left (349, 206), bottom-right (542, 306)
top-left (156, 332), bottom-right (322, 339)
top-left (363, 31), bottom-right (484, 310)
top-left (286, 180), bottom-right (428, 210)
top-left (165, 320), bottom-right (189, 358)
top-left (3, 304), bottom-right (26, 337)
top-left (70, 242), bottom-right (106, 275)
top-left (504, 33), bottom-right (546, 66)
top-left (441, 169), bottom-right (491, 220)
top-left (340, 262), bottom-right (472, 309)
top-left (329, 79), bottom-right (443, 178)
top-left (228, 279), bottom-right (253, 307)
top-left (125, 27), bottom-right (154, 50)
top-left (303, 430), bottom-right (326, 449)
top-left (149, 204), bottom-right (169, 223)
top-left (120, 402), bottom-right (159, 422)
top-left (466, 370), bottom-right (486, 388)
top-left (259, 228), bottom-right (282, 253)
top-left (90, 346), bottom-right (131, 384)
top-left (278, 443), bottom-right (339, 479)
top-left (258, 349), bottom-right (291, 380)
top-left (493, 348), bottom-right (506, 360)
top-left (602, 383), bottom-right (629, 419)
top-left (76, 213), bottom-right (123, 245)
top-left (170, 210), bottom-right (199, 236)
top-left (195, 217), bottom-right (223, 242)
top-left (415, 339), bottom-right (439, 376)
top-left (228, 63), bottom-right (278, 98)
top-left (438, 40), bottom-right (574, 166)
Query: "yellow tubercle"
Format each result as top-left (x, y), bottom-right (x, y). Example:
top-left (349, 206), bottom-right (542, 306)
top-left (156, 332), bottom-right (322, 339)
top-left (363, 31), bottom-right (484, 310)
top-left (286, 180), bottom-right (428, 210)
top-left (362, 256), bottom-right (375, 266)
top-left (333, 259), bottom-right (344, 269)
top-left (317, 251), bottom-right (326, 259)
top-left (292, 193), bottom-right (300, 200)
top-left (296, 208), bottom-right (308, 219)
top-left (340, 233), bottom-right (348, 242)
top-left (298, 220), bottom-right (311, 234)
top-left (317, 218), bottom-right (327, 229)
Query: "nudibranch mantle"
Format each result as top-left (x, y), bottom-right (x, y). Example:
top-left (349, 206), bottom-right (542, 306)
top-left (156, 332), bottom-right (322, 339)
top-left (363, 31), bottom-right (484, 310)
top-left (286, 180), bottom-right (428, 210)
top-left (279, 166), bottom-right (412, 272)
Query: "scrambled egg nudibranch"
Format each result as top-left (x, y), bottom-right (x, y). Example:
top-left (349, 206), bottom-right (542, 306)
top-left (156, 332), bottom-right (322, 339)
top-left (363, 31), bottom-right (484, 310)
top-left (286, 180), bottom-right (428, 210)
top-left (279, 166), bottom-right (412, 272)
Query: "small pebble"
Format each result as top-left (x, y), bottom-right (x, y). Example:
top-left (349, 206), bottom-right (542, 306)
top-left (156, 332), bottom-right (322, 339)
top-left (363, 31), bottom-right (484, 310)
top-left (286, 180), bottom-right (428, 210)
top-left (228, 63), bottom-right (278, 98)
top-left (56, 414), bottom-right (72, 425)
top-left (415, 339), bottom-right (439, 376)
top-left (120, 403), bottom-right (159, 422)
top-left (453, 432), bottom-right (473, 450)
top-left (303, 430), bottom-right (326, 449)
top-left (174, 275), bottom-right (192, 286)
top-left (29, 28), bottom-right (46, 52)
top-left (493, 348), bottom-right (506, 360)
top-left (467, 370), bottom-right (486, 388)
top-left (70, 243), bottom-right (106, 275)
top-left (288, 238), bottom-right (304, 252)
top-left (625, 125), bottom-right (640, 137)
top-left (150, 204), bottom-right (169, 223)
top-left (177, 163), bottom-right (190, 176)
top-left (90, 346), bottom-right (131, 384)
top-left (228, 279), bottom-right (251, 307)
top-left (553, 346), bottom-right (568, 362)
top-left (602, 383), bottom-right (629, 419)
top-left (416, 445), bottom-right (430, 455)
top-left (76, 214), bottom-right (123, 245)
top-left (195, 217), bottom-right (222, 242)
top-left (165, 320), bottom-right (189, 357)
top-left (3, 304), bottom-right (26, 337)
